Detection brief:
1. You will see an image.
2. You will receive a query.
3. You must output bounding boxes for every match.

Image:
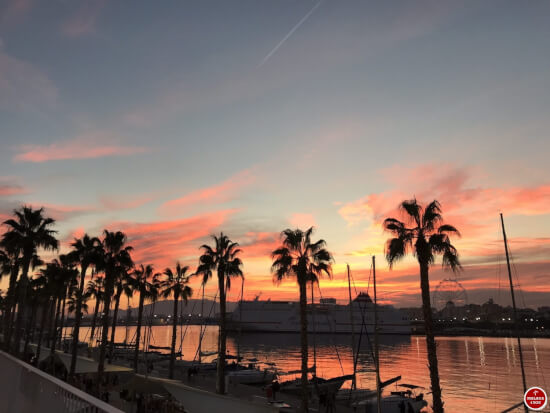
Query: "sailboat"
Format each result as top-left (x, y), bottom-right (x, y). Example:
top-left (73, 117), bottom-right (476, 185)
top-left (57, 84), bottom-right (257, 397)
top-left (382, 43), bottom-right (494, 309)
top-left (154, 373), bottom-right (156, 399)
top-left (499, 213), bottom-right (529, 413)
top-left (279, 279), bottom-right (354, 398)
top-left (339, 259), bottom-right (427, 413)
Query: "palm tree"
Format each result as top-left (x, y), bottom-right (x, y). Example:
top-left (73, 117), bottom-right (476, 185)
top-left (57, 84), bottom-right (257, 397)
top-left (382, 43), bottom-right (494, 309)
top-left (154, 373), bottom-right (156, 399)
top-left (196, 233), bottom-right (243, 395)
top-left (383, 199), bottom-right (461, 413)
top-left (109, 269), bottom-right (134, 358)
top-left (23, 275), bottom-right (42, 356)
top-left (67, 234), bottom-right (101, 377)
top-left (271, 227), bottom-right (333, 413)
top-left (96, 230), bottom-right (133, 394)
top-left (161, 263), bottom-right (193, 379)
top-left (130, 264), bottom-right (161, 371)
top-left (1, 206), bottom-right (58, 355)
top-left (0, 243), bottom-right (20, 349)
top-left (46, 256), bottom-right (77, 355)
top-left (86, 278), bottom-right (104, 347)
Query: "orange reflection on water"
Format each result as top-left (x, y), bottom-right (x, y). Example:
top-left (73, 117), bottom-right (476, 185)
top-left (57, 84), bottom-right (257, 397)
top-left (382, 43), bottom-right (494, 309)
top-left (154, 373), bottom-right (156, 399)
top-left (68, 326), bottom-right (549, 413)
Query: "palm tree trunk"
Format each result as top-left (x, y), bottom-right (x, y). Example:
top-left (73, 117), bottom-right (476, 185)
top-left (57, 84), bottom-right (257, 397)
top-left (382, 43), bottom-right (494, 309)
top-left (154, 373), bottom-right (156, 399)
top-left (58, 291), bottom-right (67, 349)
top-left (169, 292), bottom-right (179, 379)
top-left (299, 280), bottom-right (309, 413)
top-left (36, 301), bottom-right (51, 365)
top-left (12, 257), bottom-right (31, 355)
top-left (23, 301), bottom-right (37, 356)
top-left (109, 285), bottom-right (123, 358)
top-left (70, 265), bottom-right (88, 377)
top-left (133, 291), bottom-right (145, 371)
top-left (50, 297), bottom-right (62, 355)
top-left (97, 273), bottom-right (115, 396)
top-left (90, 295), bottom-right (101, 347)
top-left (3, 262), bottom-right (20, 351)
top-left (46, 299), bottom-right (56, 349)
top-left (420, 262), bottom-right (444, 413)
top-left (216, 271), bottom-right (226, 394)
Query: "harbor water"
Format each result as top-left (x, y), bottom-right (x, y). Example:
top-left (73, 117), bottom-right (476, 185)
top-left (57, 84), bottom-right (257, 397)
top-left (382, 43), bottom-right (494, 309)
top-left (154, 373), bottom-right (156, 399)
top-left (70, 325), bottom-right (550, 412)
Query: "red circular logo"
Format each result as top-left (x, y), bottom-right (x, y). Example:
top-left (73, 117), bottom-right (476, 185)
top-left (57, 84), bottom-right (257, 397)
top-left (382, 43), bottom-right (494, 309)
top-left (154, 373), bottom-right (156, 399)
top-left (524, 387), bottom-right (548, 411)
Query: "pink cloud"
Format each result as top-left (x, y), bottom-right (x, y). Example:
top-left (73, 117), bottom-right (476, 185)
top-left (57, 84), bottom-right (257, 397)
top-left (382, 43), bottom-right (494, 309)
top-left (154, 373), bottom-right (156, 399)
top-left (14, 132), bottom-right (148, 162)
top-left (109, 209), bottom-right (240, 269)
top-left (0, 179), bottom-right (26, 196)
top-left (339, 164), bottom-right (550, 233)
top-left (61, 0), bottom-right (106, 37)
top-left (160, 170), bottom-right (254, 214)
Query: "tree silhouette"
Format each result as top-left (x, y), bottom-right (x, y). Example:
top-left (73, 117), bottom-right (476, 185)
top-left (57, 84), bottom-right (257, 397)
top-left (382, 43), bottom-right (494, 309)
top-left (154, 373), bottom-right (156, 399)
top-left (384, 199), bottom-right (461, 413)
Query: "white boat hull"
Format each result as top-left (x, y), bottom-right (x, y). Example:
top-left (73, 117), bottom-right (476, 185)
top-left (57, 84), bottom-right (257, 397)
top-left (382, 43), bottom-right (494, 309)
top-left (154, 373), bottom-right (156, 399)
top-left (228, 299), bottom-right (411, 335)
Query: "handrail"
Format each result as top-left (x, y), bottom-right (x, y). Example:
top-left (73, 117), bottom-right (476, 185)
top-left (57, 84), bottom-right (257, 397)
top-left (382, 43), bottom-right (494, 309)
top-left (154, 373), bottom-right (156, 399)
top-left (0, 349), bottom-right (123, 413)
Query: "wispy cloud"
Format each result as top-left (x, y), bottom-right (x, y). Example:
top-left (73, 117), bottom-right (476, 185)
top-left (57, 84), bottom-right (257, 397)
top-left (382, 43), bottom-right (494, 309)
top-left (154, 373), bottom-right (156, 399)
top-left (112, 209), bottom-right (239, 269)
top-left (258, 1), bottom-right (323, 68)
top-left (160, 170), bottom-right (255, 215)
top-left (14, 132), bottom-right (148, 163)
top-left (0, 178), bottom-right (26, 196)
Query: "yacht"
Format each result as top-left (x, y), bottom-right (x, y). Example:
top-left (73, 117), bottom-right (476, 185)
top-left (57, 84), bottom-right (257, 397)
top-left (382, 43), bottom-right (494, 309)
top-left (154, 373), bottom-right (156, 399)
top-left (227, 293), bottom-right (411, 335)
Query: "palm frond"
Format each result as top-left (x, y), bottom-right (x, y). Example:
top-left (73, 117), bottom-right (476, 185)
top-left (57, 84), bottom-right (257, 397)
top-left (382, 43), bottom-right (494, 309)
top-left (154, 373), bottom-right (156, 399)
top-left (400, 198), bottom-right (422, 227)
top-left (385, 238), bottom-right (406, 268)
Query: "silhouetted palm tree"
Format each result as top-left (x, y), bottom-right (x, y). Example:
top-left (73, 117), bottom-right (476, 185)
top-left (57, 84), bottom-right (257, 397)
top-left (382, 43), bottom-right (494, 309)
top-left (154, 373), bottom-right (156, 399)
top-left (161, 263), bottom-right (193, 379)
top-left (196, 233), bottom-right (243, 395)
top-left (86, 277), bottom-right (104, 347)
top-left (131, 264), bottom-right (160, 371)
top-left (109, 269), bottom-right (134, 357)
top-left (96, 230), bottom-right (133, 394)
top-left (67, 234), bottom-right (101, 377)
top-left (271, 227), bottom-right (333, 413)
top-left (0, 243), bottom-right (20, 348)
top-left (383, 199), bottom-right (461, 413)
top-left (1, 206), bottom-right (58, 355)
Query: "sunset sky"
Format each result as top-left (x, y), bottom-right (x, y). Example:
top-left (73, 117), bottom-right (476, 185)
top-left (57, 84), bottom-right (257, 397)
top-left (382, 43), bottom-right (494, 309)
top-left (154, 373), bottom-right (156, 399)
top-left (1, 0), bottom-right (549, 308)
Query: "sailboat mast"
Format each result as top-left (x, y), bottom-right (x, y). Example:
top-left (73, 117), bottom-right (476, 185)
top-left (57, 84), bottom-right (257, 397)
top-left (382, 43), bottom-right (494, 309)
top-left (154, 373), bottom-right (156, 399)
top-left (500, 213), bottom-right (528, 410)
top-left (311, 280), bottom-right (317, 376)
top-left (237, 277), bottom-right (244, 363)
top-left (373, 256), bottom-right (381, 413)
top-left (198, 283), bottom-right (205, 363)
top-left (347, 264), bottom-right (357, 390)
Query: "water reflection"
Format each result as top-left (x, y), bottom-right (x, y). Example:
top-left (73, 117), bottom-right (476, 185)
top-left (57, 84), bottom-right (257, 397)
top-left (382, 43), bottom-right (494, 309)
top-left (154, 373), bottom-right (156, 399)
top-left (68, 326), bottom-right (549, 413)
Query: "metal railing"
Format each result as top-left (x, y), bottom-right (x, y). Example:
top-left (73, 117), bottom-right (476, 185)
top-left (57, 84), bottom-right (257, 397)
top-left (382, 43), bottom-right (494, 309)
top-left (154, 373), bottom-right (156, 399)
top-left (0, 349), bottom-right (123, 413)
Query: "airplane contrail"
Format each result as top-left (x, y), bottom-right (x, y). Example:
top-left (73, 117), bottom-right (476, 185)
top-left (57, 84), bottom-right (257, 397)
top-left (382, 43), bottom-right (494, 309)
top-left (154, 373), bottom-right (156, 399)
top-left (258, 0), bottom-right (323, 68)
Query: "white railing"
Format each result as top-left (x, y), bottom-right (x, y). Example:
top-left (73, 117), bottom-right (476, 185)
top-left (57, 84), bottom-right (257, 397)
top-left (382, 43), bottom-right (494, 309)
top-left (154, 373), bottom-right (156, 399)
top-left (0, 349), bottom-right (123, 413)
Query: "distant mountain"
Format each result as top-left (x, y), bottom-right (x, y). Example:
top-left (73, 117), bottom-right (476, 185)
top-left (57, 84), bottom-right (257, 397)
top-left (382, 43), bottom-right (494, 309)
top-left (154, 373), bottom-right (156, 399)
top-left (118, 299), bottom-right (238, 318)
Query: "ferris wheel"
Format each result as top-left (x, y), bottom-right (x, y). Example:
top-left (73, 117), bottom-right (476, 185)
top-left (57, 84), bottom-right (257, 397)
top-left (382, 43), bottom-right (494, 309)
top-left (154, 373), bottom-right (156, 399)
top-left (432, 278), bottom-right (468, 310)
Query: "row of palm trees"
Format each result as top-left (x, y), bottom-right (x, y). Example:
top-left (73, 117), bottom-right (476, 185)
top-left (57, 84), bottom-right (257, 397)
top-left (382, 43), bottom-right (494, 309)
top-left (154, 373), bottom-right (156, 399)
top-left (0, 199), bottom-right (460, 413)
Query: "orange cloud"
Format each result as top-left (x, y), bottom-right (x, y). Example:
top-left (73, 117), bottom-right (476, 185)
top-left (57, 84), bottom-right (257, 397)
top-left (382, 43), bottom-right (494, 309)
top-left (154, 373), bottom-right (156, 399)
top-left (160, 170), bottom-right (254, 214)
top-left (14, 132), bottom-right (148, 163)
top-left (339, 164), bottom-right (550, 249)
top-left (108, 209), bottom-right (240, 270)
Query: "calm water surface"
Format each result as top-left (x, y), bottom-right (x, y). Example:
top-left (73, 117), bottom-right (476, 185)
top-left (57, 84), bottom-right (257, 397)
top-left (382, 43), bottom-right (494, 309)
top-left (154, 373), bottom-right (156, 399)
top-left (72, 325), bottom-right (550, 412)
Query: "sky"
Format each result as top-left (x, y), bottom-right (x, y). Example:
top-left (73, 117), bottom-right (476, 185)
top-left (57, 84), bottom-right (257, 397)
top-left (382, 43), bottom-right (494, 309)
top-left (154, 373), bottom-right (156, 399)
top-left (1, 0), bottom-right (550, 309)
